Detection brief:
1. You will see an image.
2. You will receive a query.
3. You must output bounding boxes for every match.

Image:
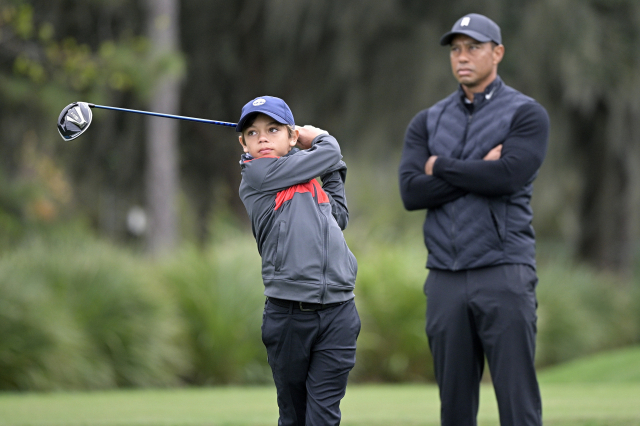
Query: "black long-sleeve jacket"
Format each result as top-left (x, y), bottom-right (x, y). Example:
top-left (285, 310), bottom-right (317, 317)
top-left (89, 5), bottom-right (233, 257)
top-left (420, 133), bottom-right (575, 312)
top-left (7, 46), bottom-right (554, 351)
top-left (399, 76), bottom-right (549, 271)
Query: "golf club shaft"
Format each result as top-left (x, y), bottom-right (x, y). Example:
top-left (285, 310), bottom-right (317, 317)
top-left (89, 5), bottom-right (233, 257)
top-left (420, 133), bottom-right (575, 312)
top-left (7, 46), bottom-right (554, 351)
top-left (90, 104), bottom-right (237, 127)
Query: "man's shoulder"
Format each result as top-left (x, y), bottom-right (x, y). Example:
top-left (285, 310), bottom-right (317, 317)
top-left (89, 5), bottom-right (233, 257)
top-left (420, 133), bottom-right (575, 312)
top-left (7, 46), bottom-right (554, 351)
top-left (499, 84), bottom-right (548, 114)
top-left (499, 81), bottom-right (544, 108)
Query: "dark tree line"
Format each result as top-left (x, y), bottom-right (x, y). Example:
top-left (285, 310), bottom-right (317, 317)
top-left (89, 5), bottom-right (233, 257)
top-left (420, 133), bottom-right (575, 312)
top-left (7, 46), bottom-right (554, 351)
top-left (2, 0), bottom-right (640, 274)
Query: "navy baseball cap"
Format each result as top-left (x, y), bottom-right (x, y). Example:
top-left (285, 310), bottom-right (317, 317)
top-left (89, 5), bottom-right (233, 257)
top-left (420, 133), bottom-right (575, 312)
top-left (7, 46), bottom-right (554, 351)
top-left (439, 13), bottom-right (502, 46)
top-left (236, 96), bottom-right (295, 132)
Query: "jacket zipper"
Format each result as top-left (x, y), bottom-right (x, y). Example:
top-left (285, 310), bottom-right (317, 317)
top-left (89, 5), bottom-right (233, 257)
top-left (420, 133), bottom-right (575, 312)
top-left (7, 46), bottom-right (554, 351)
top-left (452, 111), bottom-right (473, 270)
top-left (320, 209), bottom-right (329, 303)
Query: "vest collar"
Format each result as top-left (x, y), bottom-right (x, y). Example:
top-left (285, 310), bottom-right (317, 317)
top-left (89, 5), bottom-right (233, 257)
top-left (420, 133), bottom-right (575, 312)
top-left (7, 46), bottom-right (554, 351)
top-left (458, 75), bottom-right (503, 108)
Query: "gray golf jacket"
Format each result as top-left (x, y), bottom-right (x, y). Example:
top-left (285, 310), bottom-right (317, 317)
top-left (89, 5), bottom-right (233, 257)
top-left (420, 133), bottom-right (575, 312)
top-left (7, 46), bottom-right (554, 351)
top-left (239, 133), bottom-right (357, 304)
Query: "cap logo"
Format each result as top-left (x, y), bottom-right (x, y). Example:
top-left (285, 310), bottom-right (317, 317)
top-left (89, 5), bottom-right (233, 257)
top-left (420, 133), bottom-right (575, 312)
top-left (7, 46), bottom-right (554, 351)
top-left (461, 17), bottom-right (470, 27)
top-left (252, 98), bottom-right (266, 106)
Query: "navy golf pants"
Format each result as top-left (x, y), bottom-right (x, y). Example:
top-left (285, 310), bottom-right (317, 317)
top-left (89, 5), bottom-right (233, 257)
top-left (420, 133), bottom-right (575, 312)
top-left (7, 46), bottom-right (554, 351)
top-left (262, 298), bottom-right (360, 426)
top-left (425, 264), bottom-right (542, 426)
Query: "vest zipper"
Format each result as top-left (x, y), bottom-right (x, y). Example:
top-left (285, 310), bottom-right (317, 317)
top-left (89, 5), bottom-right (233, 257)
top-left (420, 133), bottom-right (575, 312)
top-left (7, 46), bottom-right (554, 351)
top-left (462, 113), bottom-right (472, 143)
top-left (451, 202), bottom-right (458, 270)
top-left (452, 110), bottom-right (473, 271)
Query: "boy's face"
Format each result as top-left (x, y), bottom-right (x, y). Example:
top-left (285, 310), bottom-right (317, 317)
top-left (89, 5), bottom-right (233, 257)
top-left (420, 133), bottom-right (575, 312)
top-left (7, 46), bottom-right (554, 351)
top-left (238, 113), bottom-right (298, 158)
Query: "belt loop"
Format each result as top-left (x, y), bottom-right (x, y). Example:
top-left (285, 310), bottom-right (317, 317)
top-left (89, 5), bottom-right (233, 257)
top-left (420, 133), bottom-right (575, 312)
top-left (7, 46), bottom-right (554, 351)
top-left (288, 301), bottom-right (293, 315)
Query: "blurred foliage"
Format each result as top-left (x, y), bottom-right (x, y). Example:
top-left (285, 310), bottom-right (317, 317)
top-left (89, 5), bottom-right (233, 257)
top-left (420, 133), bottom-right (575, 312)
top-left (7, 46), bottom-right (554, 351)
top-left (351, 236), bottom-right (431, 382)
top-left (2, 0), bottom-right (640, 391)
top-left (0, 234), bottom-right (187, 390)
top-left (2, 0), bottom-right (640, 271)
top-left (0, 134), bottom-right (75, 253)
top-left (1, 229), bottom-right (638, 390)
top-left (0, 0), bottom-right (183, 245)
top-left (160, 238), bottom-right (269, 385)
top-left (536, 245), bottom-right (640, 367)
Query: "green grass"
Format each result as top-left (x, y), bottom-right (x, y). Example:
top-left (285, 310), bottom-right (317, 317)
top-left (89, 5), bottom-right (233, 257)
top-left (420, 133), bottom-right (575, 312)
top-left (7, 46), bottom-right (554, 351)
top-left (538, 345), bottom-right (640, 383)
top-left (1, 383), bottom-right (639, 426)
top-left (2, 347), bottom-right (640, 426)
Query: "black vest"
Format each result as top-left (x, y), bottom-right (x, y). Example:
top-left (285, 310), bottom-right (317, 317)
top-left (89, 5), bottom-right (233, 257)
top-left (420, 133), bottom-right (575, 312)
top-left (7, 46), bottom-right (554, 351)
top-left (424, 77), bottom-right (537, 271)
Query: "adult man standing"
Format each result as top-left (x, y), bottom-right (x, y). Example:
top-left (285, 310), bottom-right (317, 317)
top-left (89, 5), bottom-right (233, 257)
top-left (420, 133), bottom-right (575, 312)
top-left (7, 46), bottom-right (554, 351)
top-left (398, 13), bottom-right (549, 426)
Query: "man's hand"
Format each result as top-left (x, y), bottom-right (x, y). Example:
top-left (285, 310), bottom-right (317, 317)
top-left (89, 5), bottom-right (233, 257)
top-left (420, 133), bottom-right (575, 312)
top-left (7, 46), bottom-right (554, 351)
top-left (425, 155), bottom-right (438, 175)
top-left (484, 144), bottom-right (502, 161)
top-left (297, 125), bottom-right (328, 150)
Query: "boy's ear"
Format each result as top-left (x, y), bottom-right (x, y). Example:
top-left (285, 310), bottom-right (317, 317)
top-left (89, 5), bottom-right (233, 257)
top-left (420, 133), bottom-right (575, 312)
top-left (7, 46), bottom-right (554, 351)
top-left (238, 135), bottom-right (249, 153)
top-left (289, 128), bottom-right (300, 147)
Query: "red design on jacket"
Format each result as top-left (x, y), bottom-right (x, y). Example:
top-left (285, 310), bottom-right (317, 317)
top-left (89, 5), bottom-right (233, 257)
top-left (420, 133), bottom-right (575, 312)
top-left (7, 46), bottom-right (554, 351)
top-left (275, 180), bottom-right (329, 211)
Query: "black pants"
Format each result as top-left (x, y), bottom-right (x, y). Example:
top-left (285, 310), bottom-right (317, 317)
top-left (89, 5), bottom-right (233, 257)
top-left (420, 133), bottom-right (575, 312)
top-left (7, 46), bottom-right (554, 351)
top-left (262, 298), bottom-right (360, 426)
top-left (425, 264), bottom-right (542, 426)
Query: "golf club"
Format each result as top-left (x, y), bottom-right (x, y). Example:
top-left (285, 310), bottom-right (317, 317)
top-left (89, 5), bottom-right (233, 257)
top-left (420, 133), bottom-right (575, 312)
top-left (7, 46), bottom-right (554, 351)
top-left (57, 101), bottom-right (237, 141)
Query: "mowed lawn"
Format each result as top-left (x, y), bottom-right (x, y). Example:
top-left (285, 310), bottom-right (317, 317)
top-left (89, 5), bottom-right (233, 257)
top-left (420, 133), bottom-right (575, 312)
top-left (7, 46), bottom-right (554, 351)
top-left (1, 383), bottom-right (639, 426)
top-left (2, 347), bottom-right (640, 426)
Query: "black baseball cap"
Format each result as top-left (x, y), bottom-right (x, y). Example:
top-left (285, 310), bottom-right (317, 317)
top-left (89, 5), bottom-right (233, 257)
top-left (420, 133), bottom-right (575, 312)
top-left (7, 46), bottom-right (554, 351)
top-left (439, 13), bottom-right (502, 46)
top-left (236, 96), bottom-right (295, 132)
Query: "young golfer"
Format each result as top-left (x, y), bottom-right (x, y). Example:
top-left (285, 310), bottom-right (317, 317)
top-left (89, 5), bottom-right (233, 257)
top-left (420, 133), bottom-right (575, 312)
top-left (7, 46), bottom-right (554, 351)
top-left (236, 95), bottom-right (360, 426)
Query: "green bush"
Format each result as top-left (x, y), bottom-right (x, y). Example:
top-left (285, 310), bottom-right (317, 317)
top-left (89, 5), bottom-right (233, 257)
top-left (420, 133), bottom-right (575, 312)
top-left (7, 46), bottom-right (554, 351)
top-left (160, 235), bottom-right (270, 385)
top-left (0, 264), bottom-right (96, 390)
top-left (0, 236), bottom-right (187, 390)
top-left (2, 229), bottom-right (639, 390)
top-left (351, 235), bottom-right (433, 382)
top-left (536, 254), bottom-right (640, 367)
top-left (351, 237), bottom-right (640, 382)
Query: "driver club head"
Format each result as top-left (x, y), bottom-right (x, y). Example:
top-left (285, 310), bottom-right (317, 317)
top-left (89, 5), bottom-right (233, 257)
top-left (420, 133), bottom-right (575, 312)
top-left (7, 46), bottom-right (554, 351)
top-left (57, 102), bottom-right (93, 141)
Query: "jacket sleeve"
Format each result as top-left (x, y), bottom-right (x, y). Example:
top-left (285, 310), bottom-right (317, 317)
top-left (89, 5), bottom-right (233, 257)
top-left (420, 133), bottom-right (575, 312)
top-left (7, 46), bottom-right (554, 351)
top-left (398, 109), bottom-right (467, 211)
top-left (432, 102), bottom-right (549, 196)
top-left (321, 161), bottom-right (349, 230)
top-left (243, 133), bottom-right (343, 192)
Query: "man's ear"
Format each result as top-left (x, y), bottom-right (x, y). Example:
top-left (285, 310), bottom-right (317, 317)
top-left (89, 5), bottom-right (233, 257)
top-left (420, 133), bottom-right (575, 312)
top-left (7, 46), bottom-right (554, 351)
top-left (238, 135), bottom-right (249, 153)
top-left (493, 44), bottom-right (505, 65)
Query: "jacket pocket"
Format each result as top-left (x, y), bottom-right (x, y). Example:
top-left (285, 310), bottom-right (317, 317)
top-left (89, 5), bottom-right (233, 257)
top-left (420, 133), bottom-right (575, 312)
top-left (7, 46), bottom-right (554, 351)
top-left (489, 198), bottom-right (507, 241)
top-left (274, 221), bottom-right (285, 271)
top-left (324, 225), bottom-right (357, 289)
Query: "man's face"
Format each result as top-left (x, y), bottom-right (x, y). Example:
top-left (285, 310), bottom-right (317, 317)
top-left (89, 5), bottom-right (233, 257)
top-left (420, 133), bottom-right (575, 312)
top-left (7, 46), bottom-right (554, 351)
top-left (449, 34), bottom-right (503, 92)
top-left (238, 113), bottom-right (297, 158)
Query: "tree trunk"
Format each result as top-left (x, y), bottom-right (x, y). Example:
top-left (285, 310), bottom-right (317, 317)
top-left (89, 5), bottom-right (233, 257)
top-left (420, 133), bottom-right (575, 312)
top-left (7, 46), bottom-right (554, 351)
top-left (144, 0), bottom-right (181, 256)
top-left (574, 101), bottom-right (635, 275)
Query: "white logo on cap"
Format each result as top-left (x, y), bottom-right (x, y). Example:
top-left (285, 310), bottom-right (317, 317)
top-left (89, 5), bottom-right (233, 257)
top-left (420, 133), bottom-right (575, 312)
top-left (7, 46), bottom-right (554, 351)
top-left (253, 98), bottom-right (266, 106)
top-left (461, 17), bottom-right (470, 27)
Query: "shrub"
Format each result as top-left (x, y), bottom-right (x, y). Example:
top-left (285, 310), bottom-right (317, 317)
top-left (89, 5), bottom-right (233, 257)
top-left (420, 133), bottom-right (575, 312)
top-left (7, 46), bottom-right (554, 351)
top-left (536, 255), bottom-right (640, 367)
top-left (160, 236), bottom-right (270, 385)
top-left (350, 235), bottom-right (434, 382)
top-left (2, 229), bottom-right (639, 390)
top-left (351, 237), bottom-right (640, 382)
top-left (0, 265), bottom-right (97, 390)
top-left (0, 236), bottom-right (187, 390)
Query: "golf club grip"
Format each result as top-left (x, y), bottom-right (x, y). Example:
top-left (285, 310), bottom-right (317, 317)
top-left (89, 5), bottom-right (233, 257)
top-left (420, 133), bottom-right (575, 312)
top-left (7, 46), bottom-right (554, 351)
top-left (89, 104), bottom-right (237, 127)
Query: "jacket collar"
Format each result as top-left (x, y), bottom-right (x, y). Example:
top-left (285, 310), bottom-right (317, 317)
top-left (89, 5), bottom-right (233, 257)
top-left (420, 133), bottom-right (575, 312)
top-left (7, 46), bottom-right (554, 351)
top-left (239, 147), bottom-right (300, 164)
top-left (457, 75), bottom-right (503, 108)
